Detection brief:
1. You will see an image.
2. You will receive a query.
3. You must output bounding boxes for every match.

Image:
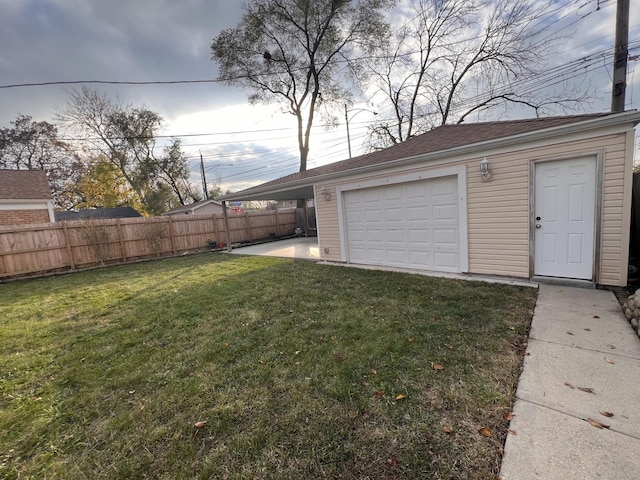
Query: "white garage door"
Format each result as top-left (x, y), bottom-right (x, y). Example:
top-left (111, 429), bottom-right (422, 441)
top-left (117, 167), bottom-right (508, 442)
top-left (343, 175), bottom-right (460, 272)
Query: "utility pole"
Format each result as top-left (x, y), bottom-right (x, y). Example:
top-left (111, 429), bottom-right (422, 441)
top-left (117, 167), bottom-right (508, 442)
top-left (200, 151), bottom-right (208, 200)
top-left (344, 104), bottom-right (352, 159)
top-left (611, 0), bottom-right (630, 112)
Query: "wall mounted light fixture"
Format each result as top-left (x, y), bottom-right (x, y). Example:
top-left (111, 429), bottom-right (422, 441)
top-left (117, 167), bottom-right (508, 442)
top-left (480, 157), bottom-right (492, 181)
top-left (320, 186), bottom-right (332, 201)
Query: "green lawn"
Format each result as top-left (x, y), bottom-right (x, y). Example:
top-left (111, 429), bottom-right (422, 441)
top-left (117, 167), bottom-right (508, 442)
top-left (0, 254), bottom-right (536, 479)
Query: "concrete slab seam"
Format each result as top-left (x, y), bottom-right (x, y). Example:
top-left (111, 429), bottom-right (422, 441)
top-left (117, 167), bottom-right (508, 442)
top-left (527, 336), bottom-right (640, 360)
top-left (513, 397), bottom-right (640, 441)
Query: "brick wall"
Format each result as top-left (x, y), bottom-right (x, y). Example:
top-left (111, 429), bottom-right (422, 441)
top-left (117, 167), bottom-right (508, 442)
top-left (0, 209), bottom-right (50, 226)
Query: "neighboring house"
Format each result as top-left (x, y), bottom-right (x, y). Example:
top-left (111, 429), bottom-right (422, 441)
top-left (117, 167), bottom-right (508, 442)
top-left (162, 199), bottom-right (226, 216)
top-left (220, 111), bottom-right (640, 287)
top-left (55, 207), bottom-right (142, 222)
top-left (0, 169), bottom-right (55, 226)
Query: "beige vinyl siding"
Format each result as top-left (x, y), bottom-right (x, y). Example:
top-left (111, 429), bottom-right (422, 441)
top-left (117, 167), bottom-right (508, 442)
top-left (314, 185), bottom-right (343, 261)
top-left (598, 130), bottom-right (633, 285)
top-left (314, 130), bottom-right (632, 285)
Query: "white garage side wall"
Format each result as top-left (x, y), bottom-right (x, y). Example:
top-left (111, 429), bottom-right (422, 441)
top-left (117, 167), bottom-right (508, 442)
top-left (334, 166), bottom-right (468, 272)
top-left (314, 130), bottom-right (631, 285)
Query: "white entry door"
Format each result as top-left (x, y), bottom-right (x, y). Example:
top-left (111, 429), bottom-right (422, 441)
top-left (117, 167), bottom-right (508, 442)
top-left (534, 157), bottom-right (596, 279)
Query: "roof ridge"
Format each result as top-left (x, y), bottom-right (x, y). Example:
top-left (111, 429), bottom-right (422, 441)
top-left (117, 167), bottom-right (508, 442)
top-left (437, 112), bottom-right (611, 129)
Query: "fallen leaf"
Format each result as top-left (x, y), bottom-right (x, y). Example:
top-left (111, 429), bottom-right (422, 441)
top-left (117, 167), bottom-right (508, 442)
top-left (593, 315), bottom-right (600, 318)
top-left (370, 368), bottom-right (377, 375)
top-left (407, 336), bottom-right (414, 343)
top-left (599, 410), bottom-right (614, 418)
top-left (508, 428), bottom-right (517, 435)
top-left (478, 427), bottom-right (492, 437)
top-left (566, 331), bottom-right (574, 335)
top-left (388, 456), bottom-right (398, 468)
top-left (442, 426), bottom-right (452, 433)
top-left (361, 382), bottom-right (370, 387)
top-left (564, 382), bottom-right (575, 389)
top-left (223, 342), bottom-right (230, 347)
top-left (431, 362), bottom-right (444, 371)
top-left (607, 344), bottom-right (616, 349)
top-left (578, 386), bottom-right (595, 394)
top-left (128, 390), bottom-right (136, 394)
top-left (172, 432), bottom-right (182, 440)
top-left (444, 343), bottom-right (453, 349)
top-left (583, 328), bottom-right (591, 332)
top-left (395, 394), bottom-right (408, 401)
top-left (504, 412), bottom-right (515, 421)
top-left (374, 391), bottom-right (384, 399)
top-left (586, 417), bottom-right (610, 429)
top-left (604, 357), bottom-right (614, 364)
top-left (194, 421), bottom-right (207, 428)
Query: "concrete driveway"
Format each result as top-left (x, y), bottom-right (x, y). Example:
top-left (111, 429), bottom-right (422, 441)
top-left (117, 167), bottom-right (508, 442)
top-left (228, 237), bottom-right (320, 260)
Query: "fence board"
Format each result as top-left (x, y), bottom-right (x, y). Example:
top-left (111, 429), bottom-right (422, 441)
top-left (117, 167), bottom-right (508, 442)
top-left (0, 209), bottom-right (297, 279)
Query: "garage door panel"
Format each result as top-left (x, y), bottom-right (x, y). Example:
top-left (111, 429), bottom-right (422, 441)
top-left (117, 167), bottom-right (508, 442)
top-left (434, 252), bottom-right (458, 268)
top-left (387, 229), bottom-right (406, 243)
top-left (406, 183), bottom-right (428, 198)
top-left (408, 229), bottom-right (429, 243)
top-left (407, 205), bottom-right (429, 222)
top-left (387, 249), bottom-right (406, 264)
top-left (385, 207), bottom-right (405, 222)
top-left (433, 177), bottom-right (457, 195)
top-left (366, 229), bottom-right (384, 243)
top-left (365, 209), bottom-right (383, 222)
top-left (344, 175), bottom-right (460, 272)
top-left (433, 204), bottom-right (457, 221)
top-left (364, 190), bottom-right (382, 203)
top-left (434, 229), bottom-right (458, 245)
top-left (409, 251), bottom-right (431, 266)
top-left (383, 186), bottom-right (403, 200)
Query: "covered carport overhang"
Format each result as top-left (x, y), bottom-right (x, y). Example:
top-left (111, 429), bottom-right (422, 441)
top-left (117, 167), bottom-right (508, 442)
top-left (217, 183), bottom-right (316, 252)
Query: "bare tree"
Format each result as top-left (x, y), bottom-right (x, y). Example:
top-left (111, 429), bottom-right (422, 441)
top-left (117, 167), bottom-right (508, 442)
top-left (211, 0), bottom-right (394, 172)
top-left (367, 0), bottom-right (591, 148)
top-left (57, 87), bottom-right (196, 214)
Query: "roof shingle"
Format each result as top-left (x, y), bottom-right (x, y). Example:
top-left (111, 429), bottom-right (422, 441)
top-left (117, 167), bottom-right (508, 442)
top-left (0, 169), bottom-right (53, 200)
top-left (225, 113), bottom-right (613, 198)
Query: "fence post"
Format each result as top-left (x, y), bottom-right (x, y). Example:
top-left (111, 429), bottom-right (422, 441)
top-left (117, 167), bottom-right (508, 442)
top-left (212, 213), bottom-right (219, 244)
top-left (275, 209), bottom-right (281, 236)
top-left (167, 216), bottom-right (177, 254)
top-left (62, 221), bottom-right (76, 269)
top-left (116, 219), bottom-right (127, 262)
top-left (244, 211), bottom-right (252, 241)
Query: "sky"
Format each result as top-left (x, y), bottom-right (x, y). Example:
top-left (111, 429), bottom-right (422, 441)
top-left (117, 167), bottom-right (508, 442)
top-left (1, 0), bottom-right (639, 196)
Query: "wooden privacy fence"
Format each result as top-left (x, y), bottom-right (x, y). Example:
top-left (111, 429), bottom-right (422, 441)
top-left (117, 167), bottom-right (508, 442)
top-left (0, 209), bottom-right (297, 279)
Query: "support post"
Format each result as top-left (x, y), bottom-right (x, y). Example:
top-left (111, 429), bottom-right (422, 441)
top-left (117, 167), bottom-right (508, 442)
top-left (222, 201), bottom-right (232, 252)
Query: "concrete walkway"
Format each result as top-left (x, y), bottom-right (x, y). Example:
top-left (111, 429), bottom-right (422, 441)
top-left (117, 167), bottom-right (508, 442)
top-left (500, 284), bottom-right (640, 479)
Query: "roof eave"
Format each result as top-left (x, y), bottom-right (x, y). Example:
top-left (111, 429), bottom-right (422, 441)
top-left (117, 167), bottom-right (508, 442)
top-left (220, 110), bottom-right (640, 201)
